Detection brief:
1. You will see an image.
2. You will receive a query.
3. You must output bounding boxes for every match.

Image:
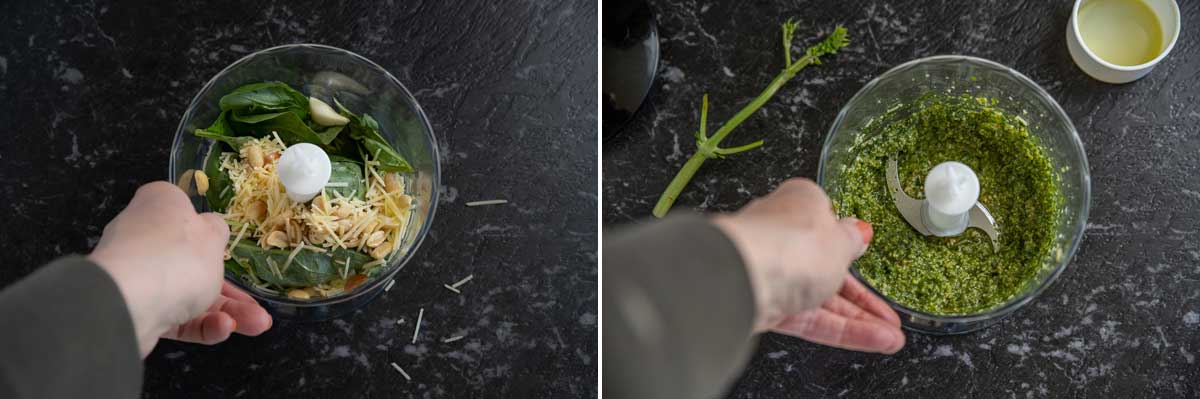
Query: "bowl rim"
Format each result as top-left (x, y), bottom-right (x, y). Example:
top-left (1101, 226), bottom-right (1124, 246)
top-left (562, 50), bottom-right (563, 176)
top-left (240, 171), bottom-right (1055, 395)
top-left (169, 43), bottom-right (441, 309)
top-left (817, 55), bottom-right (1091, 324)
top-left (1070, 0), bottom-right (1181, 71)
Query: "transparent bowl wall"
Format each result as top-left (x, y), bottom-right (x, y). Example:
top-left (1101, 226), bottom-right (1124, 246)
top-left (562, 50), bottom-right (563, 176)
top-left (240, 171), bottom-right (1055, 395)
top-left (169, 44), bottom-right (440, 321)
top-left (818, 56), bottom-right (1090, 334)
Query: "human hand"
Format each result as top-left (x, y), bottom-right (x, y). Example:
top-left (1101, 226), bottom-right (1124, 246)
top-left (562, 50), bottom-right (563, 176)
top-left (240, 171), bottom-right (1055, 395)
top-left (88, 182), bottom-right (272, 357)
top-left (712, 178), bottom-right (904, 354)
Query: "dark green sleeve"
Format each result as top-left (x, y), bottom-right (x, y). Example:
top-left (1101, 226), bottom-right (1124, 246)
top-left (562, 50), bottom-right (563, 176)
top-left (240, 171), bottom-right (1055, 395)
top-left (0, 256), bottom-right (143, 399)
top-left (602, 214), bottom-right (758, 399)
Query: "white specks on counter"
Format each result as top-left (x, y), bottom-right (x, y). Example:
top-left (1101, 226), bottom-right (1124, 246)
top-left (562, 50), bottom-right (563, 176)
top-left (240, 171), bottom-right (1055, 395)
top-left (1184, 311), bottom-right (1199, 326)
top-left (57, 66), bottom-right (83, 84)
top-left (1007, 343), bottom-right (1031, 357)
top-left (661, 66), bottom-right (686, 84)
top-left (579, 312), bottom-right (595, 326)
top-left (767, 350), bottom-right (787, 360)
top-left (438, 185), bottom-right (458, 203)
top-left (721, 66), bottom-right (735, 77)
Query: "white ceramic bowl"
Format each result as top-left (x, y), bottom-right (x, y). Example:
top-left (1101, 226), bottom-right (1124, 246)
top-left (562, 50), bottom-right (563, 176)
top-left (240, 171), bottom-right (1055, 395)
top-left (1066, 0), bottom-right (1181, 84)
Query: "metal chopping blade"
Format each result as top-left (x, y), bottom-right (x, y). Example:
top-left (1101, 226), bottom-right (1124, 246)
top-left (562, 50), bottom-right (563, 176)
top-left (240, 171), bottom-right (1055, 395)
top-left (886, 158), bottom-right (1001, 252)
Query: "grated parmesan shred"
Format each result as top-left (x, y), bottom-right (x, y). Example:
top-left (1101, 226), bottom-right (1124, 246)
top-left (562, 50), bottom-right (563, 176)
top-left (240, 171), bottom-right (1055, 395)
top-left (389, 362), bottom-right (411, 381)
top-left (211, 136), bottom-right (417, 298)
top-left (411, 308), bottom-right (424, 344)
top-left (466, 199), bottom-right (508, 207)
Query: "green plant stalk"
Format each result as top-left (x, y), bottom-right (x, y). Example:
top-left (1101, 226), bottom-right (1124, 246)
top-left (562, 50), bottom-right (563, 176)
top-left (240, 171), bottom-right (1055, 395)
top-left (652, 23), bottom-right (849, 218)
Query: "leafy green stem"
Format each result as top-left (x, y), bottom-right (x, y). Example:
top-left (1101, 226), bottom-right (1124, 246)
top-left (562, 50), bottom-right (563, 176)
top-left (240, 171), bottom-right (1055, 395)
top-left (652, 23), bottom-right (849, 218)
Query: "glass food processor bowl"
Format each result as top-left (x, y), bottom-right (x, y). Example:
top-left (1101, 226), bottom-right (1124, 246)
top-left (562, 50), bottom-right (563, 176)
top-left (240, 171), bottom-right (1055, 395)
top-left (169, 44), bottom-right (440, 321)
top-left (818, 55), bottom-right (1089, 334)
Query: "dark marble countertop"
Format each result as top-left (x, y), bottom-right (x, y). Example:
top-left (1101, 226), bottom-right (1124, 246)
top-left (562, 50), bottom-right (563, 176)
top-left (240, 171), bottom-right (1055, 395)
top-left (604, 0), bottom-right (1198, 397)
top-left (0, 0), bottom-right (596, 397)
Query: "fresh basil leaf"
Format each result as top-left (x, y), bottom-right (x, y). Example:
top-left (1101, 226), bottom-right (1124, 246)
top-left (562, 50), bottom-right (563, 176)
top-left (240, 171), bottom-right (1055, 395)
top-left (203, 145), bottom-right (235, 212)
top-left (328, 247), bottom-right (378, 275)
top-left (333, 98), bottom-right (413, 172)
top-left (334, 98), bottom-right (388, 143)
top-left (193, 110), bottom-right (256, 150)
top-left (322, 134), bottom-right (362, 160)
top-left (205, 110), bottom-right (232, 135)
top-left (230, 110), bottom-right (290, 124)
top-left (230, 240), bottom-right (338, 287)
top-left (230, 111), bottom-right (344, 146)
top-left (219, 82), bottom-right (309, 118)
top-left (327, 160), bottom-right (366, 200)
top-left (362, 138), bottom-right (414, 173)
top-left (196, 129), bottom-right (256, 150)
top-left (224, 259), bottom-right (245, 276)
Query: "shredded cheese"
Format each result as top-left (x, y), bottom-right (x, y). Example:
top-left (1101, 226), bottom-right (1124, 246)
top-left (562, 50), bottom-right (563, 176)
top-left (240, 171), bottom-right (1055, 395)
top-left (443, 284), bottom-right (460, 294)
top-left (411, 308), bottom-right (424, 344)
top-left (212, 136), bottom-right (416, 298)
top-left (442, 336), bottom-right (463, 343)
top-left (389, 362), bottom-right (411, 381)
top-left (450, 275), bottom-right (474, 289)
top-left (466, 199), bottom-right (508, 207)
top-left (227, 223), bottom-right (250, 255)
top-left (384, 279), bottom-right (396, 292)
top-left (282, 242), bottom-right (305, 272)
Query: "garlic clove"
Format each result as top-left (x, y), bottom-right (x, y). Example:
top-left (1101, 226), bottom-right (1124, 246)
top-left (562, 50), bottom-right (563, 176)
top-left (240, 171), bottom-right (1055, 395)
top-left (309, 97), bottom-right (350, 126)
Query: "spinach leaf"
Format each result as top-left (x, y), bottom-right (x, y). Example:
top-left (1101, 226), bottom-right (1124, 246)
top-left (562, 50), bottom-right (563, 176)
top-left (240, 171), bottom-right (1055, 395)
top-left (327, 160), bottom-right (366, 200)
top-left (203, 144), bottom-right (235, 212)
top-left (230, 240), bottom-right (338, 287)
top-left (219, 82), bottom-right (309, 118)
top-left (362, 138), bottom-right (414, 173)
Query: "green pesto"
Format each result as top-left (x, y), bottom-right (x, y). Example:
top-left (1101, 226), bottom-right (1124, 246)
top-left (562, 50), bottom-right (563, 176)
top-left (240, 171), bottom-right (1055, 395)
top-left (833, 94), bottom-right (1060, 315)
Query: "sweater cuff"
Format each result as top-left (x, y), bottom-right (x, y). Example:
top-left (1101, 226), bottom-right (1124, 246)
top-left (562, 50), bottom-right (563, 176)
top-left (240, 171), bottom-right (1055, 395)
top-left (603, 213), bottom-right (758, 398)
top-left (0, 255), bottom-right (143, 399)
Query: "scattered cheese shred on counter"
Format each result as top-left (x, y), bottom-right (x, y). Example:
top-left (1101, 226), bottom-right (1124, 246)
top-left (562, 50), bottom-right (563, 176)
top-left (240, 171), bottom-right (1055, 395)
top-left (384, 279), bottom-right (396, 292)
top-left (450, 275), bottom-right (474, 289)
top-left (411, 308), bottom-right (424, 344)
top-left (389, 362), bottom-right (411, 381)
top-left (466, 199), bottom-right (508, 207)
top-left (442, 336), bottom-right (463, 343)
top-left (443, 284), bottom-right (461, 294)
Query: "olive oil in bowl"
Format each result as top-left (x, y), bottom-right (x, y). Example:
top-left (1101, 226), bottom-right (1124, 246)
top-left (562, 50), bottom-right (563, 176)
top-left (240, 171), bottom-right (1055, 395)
top-left (1077, 0), bottom-right (1164, 66)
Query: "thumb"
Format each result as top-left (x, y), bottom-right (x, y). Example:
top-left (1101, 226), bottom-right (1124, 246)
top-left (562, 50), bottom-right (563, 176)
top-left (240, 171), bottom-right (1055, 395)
top-left (835, 218), bottom-right (873, 259)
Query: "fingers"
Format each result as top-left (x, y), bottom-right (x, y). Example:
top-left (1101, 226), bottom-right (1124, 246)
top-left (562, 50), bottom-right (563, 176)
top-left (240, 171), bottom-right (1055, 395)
top-left (221, 281), bottom-right (256, 302)
top-left (211, 295), bottom-right (273, 336)
top-left (771, 308), bottom-right (906, 354)
top-left (164, 311), bottom-right (236, 345)
top-left (771, 178), bottom-right (833, 216)
top-left (198, 212), bottom-right (230, 244)
top-left (132, 181), bottom-right (192, 211)
top-left (831, 218), bottom-right (870, 261)
top-left (838, 275), bottom-right (901, 327)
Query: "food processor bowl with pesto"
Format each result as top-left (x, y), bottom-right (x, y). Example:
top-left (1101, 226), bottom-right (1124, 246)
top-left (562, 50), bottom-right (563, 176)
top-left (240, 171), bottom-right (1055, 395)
top-left (818, 56), bottom-right (1089, 335)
